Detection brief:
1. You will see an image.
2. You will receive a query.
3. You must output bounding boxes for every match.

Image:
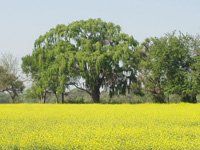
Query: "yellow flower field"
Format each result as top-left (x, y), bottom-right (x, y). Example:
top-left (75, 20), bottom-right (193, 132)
top-left (0, 104), bottom-right (200, 150)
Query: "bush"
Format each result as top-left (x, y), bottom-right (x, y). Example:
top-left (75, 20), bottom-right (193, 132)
top-left (100, 92), bottom-right (154, 104)
top-left (168, 94), bottom-right (182, 103)
top-left (67, 97), bottom-right (85, 104)
top-left (0, 93), bottom-right (10, 103)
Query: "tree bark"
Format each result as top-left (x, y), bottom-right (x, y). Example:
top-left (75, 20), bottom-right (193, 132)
top-left (41, 91), bottom-right (47, 103)
top-left (8, 91), bottom-right (17, 103)
top-left (55, 93), bottom-right (59, 103)
top-left (61, 93), bottom-right (65, 103)
top-left (10, 94), bottom-right (16, 103)
top-left (40, 96), bottom-right (43, 103)
top-left (91, 88), bottom-right (100, 103)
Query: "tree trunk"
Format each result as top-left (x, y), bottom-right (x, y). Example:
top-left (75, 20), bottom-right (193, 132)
top-left (91, 88), bottom-right (100, 103)
top-left (43, 97), bottom-right (46, 103)
top-left (54, 92), bottom-right (59, 103)
top-left (61, 93), bottom-right (65, 103)
top-left (8, 91), bottom-right (16, 103)
top-left (8, 90), bottom-right (18, 103)
top-left (41, 96), bottom-right (46, 103)
top-left (10, 95), bottom-right (16, 103)
top-left (40, 96), bottom-right (43, 103)
top-left (41, 91), bottom-right (47, 103)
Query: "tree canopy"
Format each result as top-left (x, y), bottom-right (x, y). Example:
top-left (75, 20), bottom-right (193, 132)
top-left (0, 53), bottom-right (24, 102)
top-left (22, 19), bottom-right (139, 103)
top-left (21, 19), bottom-right (200, 103)
top-left (138, 32), bottom-right (200, 102)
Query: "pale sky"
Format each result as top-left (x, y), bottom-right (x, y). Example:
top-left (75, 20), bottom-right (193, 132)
top-left (0, 0), bottom-right (200, 60)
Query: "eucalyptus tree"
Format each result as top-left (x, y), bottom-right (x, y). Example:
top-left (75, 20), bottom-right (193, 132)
top-left (22, 19), bottom-right (139, 103)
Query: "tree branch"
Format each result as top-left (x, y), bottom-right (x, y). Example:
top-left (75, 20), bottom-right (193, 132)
top-left (67, 82), bottom-right (91, 95)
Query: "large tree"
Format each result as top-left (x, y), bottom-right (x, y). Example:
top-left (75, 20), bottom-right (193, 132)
top-left (22, 19), bottom-right (139, 103)
top-left (67, 19), bottom-right (139, 102)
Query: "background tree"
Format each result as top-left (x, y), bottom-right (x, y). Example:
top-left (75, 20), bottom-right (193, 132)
top-left (0, 53), bottom-right (24, 103)
top-left (139, 32), bottom-right (197, 103)
top-left (182, 35), bottom-right (200, 102)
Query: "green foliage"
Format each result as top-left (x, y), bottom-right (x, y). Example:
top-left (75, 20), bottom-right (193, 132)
top-left (139, 32), bottom-right (199, 103)
top-left (0, 66), bottom-right (24, 103)
top-left (21, 19), bottom-right (199, 104)
top-left (67, 19), bottom-right (139, 102)
top-left (0, 93), bottom-right (10, 103)
top-left (22, 19), bottom-right (139, 103)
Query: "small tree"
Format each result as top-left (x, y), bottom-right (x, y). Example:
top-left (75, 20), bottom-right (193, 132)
top-left (0, 53), bottom-right (24, 103)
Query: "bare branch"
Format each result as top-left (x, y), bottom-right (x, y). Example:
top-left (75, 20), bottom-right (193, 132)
top-left (67, 82), bottom-right (91, 95)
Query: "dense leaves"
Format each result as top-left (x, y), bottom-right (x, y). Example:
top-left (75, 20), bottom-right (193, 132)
top-left (0, 64), bottom-right (24, 102)
top-left (22, 19), bottom-right (139, 103)
top-left (22, 19), bottom-right (200, 103)
top-left (0, 53), bottom-right (24, 102)
top-left (138, 32), bottom-right (200, 102)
